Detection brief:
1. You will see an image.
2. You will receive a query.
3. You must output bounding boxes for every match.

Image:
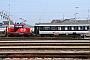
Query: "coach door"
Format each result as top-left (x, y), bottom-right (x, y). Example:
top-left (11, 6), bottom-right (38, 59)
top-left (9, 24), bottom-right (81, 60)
top-left (34, 26), bottom-right (39, 35)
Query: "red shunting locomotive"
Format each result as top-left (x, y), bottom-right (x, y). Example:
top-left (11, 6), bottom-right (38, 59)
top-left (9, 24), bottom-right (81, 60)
top-left (8, 24), bottom-right (31, 37)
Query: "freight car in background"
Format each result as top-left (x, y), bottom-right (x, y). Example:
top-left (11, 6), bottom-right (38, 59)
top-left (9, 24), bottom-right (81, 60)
top-left (34, 19), bottom-right (90, 38)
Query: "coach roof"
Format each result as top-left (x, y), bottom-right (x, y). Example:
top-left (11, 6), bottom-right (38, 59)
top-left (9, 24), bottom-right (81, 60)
top-left (35, 20), bottom-right (90, 25)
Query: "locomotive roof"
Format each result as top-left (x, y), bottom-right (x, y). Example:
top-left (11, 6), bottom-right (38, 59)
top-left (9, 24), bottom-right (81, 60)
top-left (35, 20), bottom-right (90, 25)
top-left (13, 24), bottom-right (26, 26)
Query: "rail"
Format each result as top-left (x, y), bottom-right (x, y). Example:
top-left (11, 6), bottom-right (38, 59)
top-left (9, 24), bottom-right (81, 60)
top-left (0, 53), bottom-right (89, 58)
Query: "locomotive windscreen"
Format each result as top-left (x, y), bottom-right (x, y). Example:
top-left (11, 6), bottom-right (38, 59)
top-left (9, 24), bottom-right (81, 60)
top-left (14, 25), bottom-right (23, 31)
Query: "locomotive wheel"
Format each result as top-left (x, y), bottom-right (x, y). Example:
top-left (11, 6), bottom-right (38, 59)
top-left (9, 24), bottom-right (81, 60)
top-left (10, 34), bottom-right (15, 37)
top-left (24, 34), bottom-right (29, 37)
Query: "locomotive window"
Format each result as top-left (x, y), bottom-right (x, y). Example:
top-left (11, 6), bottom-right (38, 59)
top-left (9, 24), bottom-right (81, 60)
top-left (15, 26), bottom-right (23, 28)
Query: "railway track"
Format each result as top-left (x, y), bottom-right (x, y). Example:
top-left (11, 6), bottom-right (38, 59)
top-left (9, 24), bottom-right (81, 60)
top-left (0, 40), bottom-right (89, 45)
top-left (0, 43), bottom-right (89, 46)
top-left (0, 39), bottom-right (89, 42)
top-left (2, 58), bottom-right (90, 60)
top-left (0, 37), bottom-right (88, 40)
top-left (0, 40), bottom-right (89, 59)
top-left (0, 53), bottom-right (89, 58)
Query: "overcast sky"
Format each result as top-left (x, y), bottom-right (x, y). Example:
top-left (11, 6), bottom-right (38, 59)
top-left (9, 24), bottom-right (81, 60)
top-left (0, 0), bottom-right (90, 25)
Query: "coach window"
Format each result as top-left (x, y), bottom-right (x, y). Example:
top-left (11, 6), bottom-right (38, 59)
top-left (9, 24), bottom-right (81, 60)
top-left (37, 26), bottom-right (39, 30)
top-left (40, 26), bottom-right (43, 31)
top-left (75, 26), bottom-right (78, 30)
top-left (80, 26), bottom-right (82, 30)
top-left (67, 26), bottom-right (71, 30)
top-left (51, 26), bottom-right (57, 30)
top-left (44, 26), bottom-right (50, 30)
top-left (85, 26), bottom-right (87, 30)
top-left (71, 26), bottom-right (74, 30)
top-left (83, 26), bottom-right (85, 30)
top-left (68, 26), bottom-right (71, 30)
top-left (58, 27), bottom-right (61, 30)
top-left (78, 26), bottom-right (80, 30)
top-left (87, 26), bottom-right (90, 30)
top-left (61, 26), bottom-right (65, 31)
top-left (80, 26), bottom-right (83, 30)
top-left (65, 27), bottom-right (68, 30)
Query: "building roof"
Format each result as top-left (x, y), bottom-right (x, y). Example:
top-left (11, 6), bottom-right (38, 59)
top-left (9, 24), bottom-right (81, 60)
top-left (3, 20), bottom-right (14, 25)
top-left (35, 19), bottom-right (90, 25)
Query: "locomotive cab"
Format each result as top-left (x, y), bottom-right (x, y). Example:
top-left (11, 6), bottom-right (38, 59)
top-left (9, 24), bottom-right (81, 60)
top-left (14, 25), bottom-right (23, 32)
